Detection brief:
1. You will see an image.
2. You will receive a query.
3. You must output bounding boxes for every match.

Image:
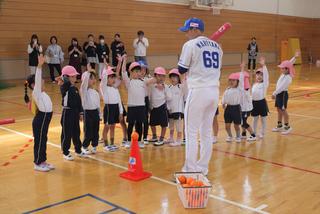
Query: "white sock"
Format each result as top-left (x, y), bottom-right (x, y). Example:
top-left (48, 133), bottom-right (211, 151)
top-left (253, 116), bottom-right (259, 134)
top-left (261, 116), bottom-right (267, 135)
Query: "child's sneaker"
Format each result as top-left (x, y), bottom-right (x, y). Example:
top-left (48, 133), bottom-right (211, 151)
top-left (148, 136), bottom-right (158, 143)
top-left (182, 139), bottom-right (186, 145)
top-left (241, 132), bottom-right (247, 139)
top-left (110, 144), bottom-right (119, 150)
top-left (43, 162), bottom-right (55, 170)
top-left (76, 152), bottom-right (88, 158)
top-left (281, 126), bottom-right (292, 135)
top-left (81, 147), bottom-right (92, 155)
top-left (63, 154), bottom-right (74, 161)
top-left (34, 163), bottom-right (50, 172)
top-left (212, 136), bottom-right (217, 144)
top-left (91, 147), bottom-right (97, 154)
top-left (123, 142), bottom-right (131, 149)
top-left (154, 140), bottom-right (164, 146)
top-left (138, 142), bottom-right (145, 149)
top-left (272, 126), bottom-right (283, 132)
top-left (235, 137), bottom-right (241, 143)
top-left (247, 135), bottom-right (257, 142)
top-left (104, 145), bottom-right (115, 152)
top-left (226, 136), bottom-right (233, 142)
top-left (169, 141), bottom-right (181, 147)
top-left (143, 139), bottom-right (149, 145)
top-left (122, 140), bottom-right (128, 147)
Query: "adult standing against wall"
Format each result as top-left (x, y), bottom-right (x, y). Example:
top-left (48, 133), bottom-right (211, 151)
top-left (111, 33), bottom-right (125, 66)
top-left (45, 36), bottom-right (64, 83)
top-left (68, 38), bottom-right (82, 80)
top-left (133, 30), bottom-right (149, 62)
top-left (247, 37), bottom-right (259, 70)
top-left (178, 18), bottom-right (222, 176)
top-left (96, 35), bottom-right (110, 80)
top-left (27, 34), bottom-right (43, 74)
top-left (83, 34), bottom-right (98, 70)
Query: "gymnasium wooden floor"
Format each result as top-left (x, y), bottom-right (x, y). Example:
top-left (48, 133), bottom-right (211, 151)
top-left (0, 64), bottom-right (320, 214)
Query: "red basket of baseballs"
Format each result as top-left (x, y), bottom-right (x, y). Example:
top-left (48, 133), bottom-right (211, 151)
top-left (175, 172), bottom-right (212, 209)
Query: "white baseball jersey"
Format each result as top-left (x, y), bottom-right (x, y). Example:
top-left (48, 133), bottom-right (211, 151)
top-left (178, 36), bottom-right (223, 89)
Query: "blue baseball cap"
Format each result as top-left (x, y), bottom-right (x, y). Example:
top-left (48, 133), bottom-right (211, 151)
top-left (138, 60), bottom-right (148, 68)
top-left (179, 17), bottom-right (205, 32)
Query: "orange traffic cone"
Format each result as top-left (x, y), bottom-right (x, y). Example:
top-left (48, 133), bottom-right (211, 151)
top-left (119, 132), bottom-right (152, 181)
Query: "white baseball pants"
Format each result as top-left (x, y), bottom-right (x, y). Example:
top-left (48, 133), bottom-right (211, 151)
top-left (182, 86), bottom-right (219, 175)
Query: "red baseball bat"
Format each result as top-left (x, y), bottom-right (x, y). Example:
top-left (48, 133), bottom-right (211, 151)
top-left (209, 22), bottom-right (232, 41)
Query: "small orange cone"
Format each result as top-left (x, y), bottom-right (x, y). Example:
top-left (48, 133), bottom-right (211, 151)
top-left (119, 132), bottom-right (152, 181)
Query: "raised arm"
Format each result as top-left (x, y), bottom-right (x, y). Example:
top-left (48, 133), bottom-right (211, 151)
top-left (289, 50), bottom-right (300, 64)
top-left (238, 62), bottom-right (245, 90)
top-left (259, 57), bottom-right (269, 90)
top-left (121, 55), bottom-right (130, 89)
top-left (100, 68), bottom-right (108, 97)
top-left (80, 71), bottom-right (90, 104)
top-left (33, 55), bottom-right (46, 98)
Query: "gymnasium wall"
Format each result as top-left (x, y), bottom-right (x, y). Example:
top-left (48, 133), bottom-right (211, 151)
top-left (0, 0), bottom-right (320, 80)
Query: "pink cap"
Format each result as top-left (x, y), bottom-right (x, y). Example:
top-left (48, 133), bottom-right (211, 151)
top-left (169, 68), bottom-right (180, 76)
top-left (129, 62), bottom-right (141, 72)
top-left (228, 72), bottom-right (239, 80)
top-left (103, 66), bottom-right (115, 76)
top-left (61, 65), bottom-right (79, 77)
top-left (255, 68), bottom-right (263, 73)
top-left (154, 67), bottom-right (166, 75)
top-left (228, 72), bottom-right (251, 89)
top-left (278, 60), bottom-right (295, 77)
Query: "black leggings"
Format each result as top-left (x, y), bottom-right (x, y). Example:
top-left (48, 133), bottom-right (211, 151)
top-left (48, 64), bottom-right (62, 81)
top-left (128, 122), bottom-right (142, 141)
top-left (248, 58), bottom-right (256, 70)
top-left (241, 111), bottom-right (251, 129)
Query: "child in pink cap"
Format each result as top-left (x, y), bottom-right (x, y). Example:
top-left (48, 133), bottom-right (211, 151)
top-left (252, 57), bottom-right (269, 139)
top-left (100, 66), bottom-right (123, 152)
top-left (222, 63), bottom-right (246, 143)
top-left (272, 51), bottom-right (299, 134)
top-left (167, 68), bottom-right (188, 146)
top-left (239, 63), bottom-right (256, 142)
top-left (80, 65), bottom-right (100, 155)
top-left (149, 67), bottom-right (172, 146)
top-left (121, 56), bottom-right (157, 148)
top-left (59, 65), bottom-right (86, 161)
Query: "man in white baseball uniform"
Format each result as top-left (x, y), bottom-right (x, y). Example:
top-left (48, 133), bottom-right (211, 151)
top-left (178, 18), bottom-right (223, 175)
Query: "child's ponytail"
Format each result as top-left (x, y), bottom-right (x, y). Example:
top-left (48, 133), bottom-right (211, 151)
top-left (24, 74), bottom-right (35, 104)
top-left (24, 81), bottom-right (30, 104)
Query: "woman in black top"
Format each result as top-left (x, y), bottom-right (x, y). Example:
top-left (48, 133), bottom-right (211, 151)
top-left (27, 34), bottom-right (43, 74)
top-left (68, 38), bottom-right (83, 79)
top-left (110, 34), bottom-right (125, 66)
top-left (83, 34), bottom-right (98, 70)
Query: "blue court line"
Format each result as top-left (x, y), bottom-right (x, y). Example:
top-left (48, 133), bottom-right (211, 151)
top-left (22, 194), bottom-right (89, 214)
top-left (99, 207), bottom-right (119, 213)
top-left (23, 193), bottom-right (135, 214)
top-left (88, 194), bottom-right (135, 214)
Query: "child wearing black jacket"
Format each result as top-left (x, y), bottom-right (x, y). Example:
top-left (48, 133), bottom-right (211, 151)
top-left (58, 65), bottom-right (86, 160)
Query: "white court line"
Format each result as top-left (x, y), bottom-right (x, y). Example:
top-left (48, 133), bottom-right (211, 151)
top-left (0, 125), bottom-right (270, 214)
top-left (268, 111), bottom-right (320, 120)
top-left (256, 204), bottom-right (269, 211)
